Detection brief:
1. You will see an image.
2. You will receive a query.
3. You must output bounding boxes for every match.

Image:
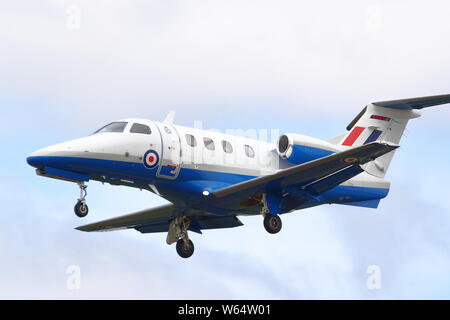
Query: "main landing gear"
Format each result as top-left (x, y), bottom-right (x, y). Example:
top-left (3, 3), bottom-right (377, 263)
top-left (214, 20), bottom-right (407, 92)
top-left (167, 217), bottom-right (195, 258)
top-left (261, 194), bottom-right (283, 234)
top-left (263, 214), bottom-right (282, 234)
top-left (74, 182), bottom-right (89, 218)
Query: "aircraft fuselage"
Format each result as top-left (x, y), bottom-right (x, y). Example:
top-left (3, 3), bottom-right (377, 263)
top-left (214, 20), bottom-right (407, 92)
top-left (27, 118), bottom-right (390, 217)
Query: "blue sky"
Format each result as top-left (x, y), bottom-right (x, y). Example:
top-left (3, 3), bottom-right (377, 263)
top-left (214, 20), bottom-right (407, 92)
top-left (1, 0), bottom-right (450, 299)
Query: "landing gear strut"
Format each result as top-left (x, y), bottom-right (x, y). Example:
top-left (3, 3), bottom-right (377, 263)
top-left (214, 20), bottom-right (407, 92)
top-left (261, 194), bottom-right (283, 234)
top-left (74, 182), bottom-right (89, 218)
top-left (167, 217), bottom-right (195, 258)
top-left (263, 214), bottom-right (282, 234)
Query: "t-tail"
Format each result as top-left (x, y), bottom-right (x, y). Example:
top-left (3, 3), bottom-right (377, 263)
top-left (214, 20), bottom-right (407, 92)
top-left (338, 94), bottom-right (450, 178)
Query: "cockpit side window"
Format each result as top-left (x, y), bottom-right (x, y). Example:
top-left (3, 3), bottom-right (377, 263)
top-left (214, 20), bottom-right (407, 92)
top-left (130, 123), bottom-right (152, 135)
top-left (94, 122), bottom-right (128, 134)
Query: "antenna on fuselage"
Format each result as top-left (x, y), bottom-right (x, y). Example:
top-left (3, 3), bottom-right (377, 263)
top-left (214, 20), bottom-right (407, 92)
top-left (163, 111), bottom-right (176, 125)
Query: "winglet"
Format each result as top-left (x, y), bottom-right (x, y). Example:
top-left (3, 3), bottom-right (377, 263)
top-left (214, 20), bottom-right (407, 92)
top-left (163, 111), bottom-right (176, 125)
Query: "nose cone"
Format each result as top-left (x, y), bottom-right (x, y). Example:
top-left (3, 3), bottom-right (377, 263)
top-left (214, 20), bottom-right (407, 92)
top-left (26, 147), bottom-right (54, 168)
top-left (26, 140), bottom-right (75, 169)
top-left (26, 136), bottom-right (98, 170)
top-left (26, 155), bottom-right (40, 168)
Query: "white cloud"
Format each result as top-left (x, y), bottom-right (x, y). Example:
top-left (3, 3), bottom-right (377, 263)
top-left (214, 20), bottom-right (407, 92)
top-left (2, 0), bottom-right (450, 128)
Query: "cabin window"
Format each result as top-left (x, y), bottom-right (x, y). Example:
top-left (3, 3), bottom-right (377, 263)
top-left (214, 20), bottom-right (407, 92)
top-left (244, 145), bottom-right (255, 158)
top-left (94, 122), bottom-right (128, 134)
top-left (130, 123), bottom-right (151, 135)
top-left (222, 140), bottom-right (233, 153)
top-left (203, 137), bottom-right (215, 151)
top-left (185, 134), bottom-right (197, 147)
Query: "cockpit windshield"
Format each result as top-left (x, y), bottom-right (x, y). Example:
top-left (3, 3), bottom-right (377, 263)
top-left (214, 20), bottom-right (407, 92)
top-left (94, 122), bottom-right (128, 134)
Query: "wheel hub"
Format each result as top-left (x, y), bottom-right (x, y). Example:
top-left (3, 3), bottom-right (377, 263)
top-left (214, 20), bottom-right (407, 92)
top-left (270, 218), bottom-right (279, 228)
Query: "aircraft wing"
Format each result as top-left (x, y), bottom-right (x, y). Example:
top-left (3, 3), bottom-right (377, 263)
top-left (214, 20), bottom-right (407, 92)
top-left (212, 142), bottom-right (398, 199)
top-left (76, 204), bottom-right (178, 232)
top-left (76, 204), bottom-right (243, 233)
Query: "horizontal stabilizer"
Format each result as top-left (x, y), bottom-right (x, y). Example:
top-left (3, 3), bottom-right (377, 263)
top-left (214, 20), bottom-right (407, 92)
top-left (373, 94), bottom-right (450, 110)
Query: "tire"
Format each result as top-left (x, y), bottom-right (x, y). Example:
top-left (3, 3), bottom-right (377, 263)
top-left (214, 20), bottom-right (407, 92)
top-left (264, 214), bottom-right (282, 234)
top-left (176, 239), bottom-right (195, 258)
top-left (74, 201), bottom-right (89, 218)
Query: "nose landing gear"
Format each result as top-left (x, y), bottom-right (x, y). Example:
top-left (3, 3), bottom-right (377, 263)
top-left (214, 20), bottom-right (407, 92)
top-left (74, 182), bottom-right (89, 218)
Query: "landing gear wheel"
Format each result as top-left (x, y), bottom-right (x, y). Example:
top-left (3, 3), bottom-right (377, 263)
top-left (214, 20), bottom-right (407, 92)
top-left (176, 239), bottom-right (194, 258)
top-left (74, 201), bottom-right (89, 218)
top-left (264, 214), bottom-right (282, 234)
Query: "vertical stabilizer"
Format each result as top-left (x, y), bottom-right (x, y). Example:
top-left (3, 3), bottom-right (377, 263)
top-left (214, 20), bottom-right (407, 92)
top-left (336, 94), bottom-right (450, 178)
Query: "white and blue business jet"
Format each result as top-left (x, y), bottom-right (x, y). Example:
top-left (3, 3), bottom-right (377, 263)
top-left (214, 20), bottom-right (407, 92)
top-left (27, 94), bottom-right (449, 258)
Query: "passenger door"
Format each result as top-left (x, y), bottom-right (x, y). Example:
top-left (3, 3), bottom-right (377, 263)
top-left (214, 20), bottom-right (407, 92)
top-left (155, 123), bottom-right (182, 179)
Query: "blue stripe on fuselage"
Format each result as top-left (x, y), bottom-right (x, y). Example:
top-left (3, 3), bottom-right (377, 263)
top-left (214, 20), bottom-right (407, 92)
top-left (27, 156), bottom-right (389, 211)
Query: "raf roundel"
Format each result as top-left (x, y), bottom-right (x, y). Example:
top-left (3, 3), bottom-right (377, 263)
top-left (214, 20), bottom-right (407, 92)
top-left (143, 150), bottom-right (159, 169)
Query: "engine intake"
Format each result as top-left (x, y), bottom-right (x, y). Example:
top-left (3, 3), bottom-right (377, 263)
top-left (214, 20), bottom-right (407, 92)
top-left (277, 134), bottom-right (342, 165)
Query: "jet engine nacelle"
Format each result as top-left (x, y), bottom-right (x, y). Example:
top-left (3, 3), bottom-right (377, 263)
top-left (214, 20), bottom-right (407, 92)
top-left (277, 133), bottom-right (342, 165)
